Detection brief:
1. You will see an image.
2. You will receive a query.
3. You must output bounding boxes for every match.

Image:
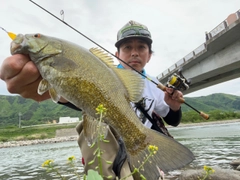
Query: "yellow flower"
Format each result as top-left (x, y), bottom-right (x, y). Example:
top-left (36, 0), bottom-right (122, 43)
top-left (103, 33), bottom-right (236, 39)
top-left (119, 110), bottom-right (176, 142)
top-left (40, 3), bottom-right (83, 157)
top-left (203, 165), bottom-right (214, 173)
top-left (42, 159), bottom-right (54, 167)
top-left (96, 104), bottom-right (107, 114)
top-left (68, 156), bottom-right (76, 162)
top-left (148, 145), bottom-right (158, 154)
top-left (200, 165), bottom-right (215, 180)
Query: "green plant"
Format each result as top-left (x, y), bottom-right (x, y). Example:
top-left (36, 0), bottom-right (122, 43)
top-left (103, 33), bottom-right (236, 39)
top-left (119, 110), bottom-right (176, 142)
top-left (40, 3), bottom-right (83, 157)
top-left (198, 166), bottom-right (215, 180)
top-left (85, 104), bottom-right (113, 179)
top-left (42, 104), bottom-right (160, 180)
top-left (42, 159), bottom-right (64, 179)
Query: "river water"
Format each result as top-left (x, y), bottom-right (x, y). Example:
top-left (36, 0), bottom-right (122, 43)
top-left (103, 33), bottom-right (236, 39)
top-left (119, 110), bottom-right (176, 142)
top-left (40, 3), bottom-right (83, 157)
top-left (0, 122), bottom-right (239, 179)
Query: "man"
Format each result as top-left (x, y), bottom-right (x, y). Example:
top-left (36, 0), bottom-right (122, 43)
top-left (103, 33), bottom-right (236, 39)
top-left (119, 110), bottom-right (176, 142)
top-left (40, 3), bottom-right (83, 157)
top-left (115, 20), bottom-right (182, 131)
top-left (0, 20), bottom-right (183, 179)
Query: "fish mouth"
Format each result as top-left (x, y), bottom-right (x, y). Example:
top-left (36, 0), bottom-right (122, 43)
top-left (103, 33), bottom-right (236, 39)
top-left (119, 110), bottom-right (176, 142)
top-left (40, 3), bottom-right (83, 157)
top-left (11, 42), bottom-right (22, 55)
top-left (10, 34), bottom-right (26, 55)
top-left (10, 34), bottom-right (50, 61)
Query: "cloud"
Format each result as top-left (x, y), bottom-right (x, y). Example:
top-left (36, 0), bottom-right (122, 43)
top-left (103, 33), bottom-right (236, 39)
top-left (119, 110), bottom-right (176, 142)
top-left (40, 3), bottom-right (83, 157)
top-left (0, 0), bottom-right (239, 97)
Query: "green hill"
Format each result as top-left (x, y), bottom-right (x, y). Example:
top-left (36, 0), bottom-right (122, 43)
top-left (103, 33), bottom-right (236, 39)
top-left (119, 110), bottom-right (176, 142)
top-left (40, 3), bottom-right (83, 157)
top-left (0, 93), bottom-right (240, 127)
top-left (0, 95), bottom-right (82, 127)
top-left (182, 93), bottom-right (240, 112)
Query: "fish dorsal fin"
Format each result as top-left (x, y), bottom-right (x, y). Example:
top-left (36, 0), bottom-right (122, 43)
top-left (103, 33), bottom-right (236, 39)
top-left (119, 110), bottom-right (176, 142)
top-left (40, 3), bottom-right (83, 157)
top-left (90, 47), bottom-right (144, 102)
top-left (89, 47), bottom-right (116, 68)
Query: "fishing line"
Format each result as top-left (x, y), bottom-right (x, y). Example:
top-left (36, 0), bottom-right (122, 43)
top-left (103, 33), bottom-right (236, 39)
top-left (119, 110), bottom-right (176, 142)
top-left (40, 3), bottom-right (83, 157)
top-left (0, 27), bottom-right (8, 33)
top-left (28, 0), bottom-right (209, 120)
top-left (28, 0), bottom-right (150, 80)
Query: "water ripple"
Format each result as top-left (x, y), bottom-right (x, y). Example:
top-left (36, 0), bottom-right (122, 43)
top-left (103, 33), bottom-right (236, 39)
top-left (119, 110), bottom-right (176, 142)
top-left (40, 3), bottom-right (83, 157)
top-left (1, 123), bottom-right (239, 179)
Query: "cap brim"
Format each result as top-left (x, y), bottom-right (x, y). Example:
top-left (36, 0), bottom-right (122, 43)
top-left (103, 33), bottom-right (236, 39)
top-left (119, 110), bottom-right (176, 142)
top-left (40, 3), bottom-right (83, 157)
top-left (115, 36), bottom-right (152, 48)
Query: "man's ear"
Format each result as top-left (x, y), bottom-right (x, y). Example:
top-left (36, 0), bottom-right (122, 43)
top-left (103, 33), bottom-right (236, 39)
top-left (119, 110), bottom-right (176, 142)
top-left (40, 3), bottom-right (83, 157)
top-left (147, 53), bottom-right (152, 63)
top-left (115, 51), bottom-right (119, 57)
top-left (115, 51), bottom-right (122, 63)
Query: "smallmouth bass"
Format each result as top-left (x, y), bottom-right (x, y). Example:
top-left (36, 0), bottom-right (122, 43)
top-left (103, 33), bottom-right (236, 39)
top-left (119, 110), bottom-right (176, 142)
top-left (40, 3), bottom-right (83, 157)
top-left (10, 33), bottom-right (194, 179)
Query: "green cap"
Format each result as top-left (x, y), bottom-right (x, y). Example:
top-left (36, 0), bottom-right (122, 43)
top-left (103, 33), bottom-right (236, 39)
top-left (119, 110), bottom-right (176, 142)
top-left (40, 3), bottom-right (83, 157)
top-left (115, 20), bottom-right (152, 48)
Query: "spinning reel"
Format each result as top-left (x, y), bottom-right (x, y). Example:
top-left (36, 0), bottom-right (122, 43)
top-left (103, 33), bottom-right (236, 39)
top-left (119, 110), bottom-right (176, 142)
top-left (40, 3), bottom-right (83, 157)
top-left (167, 69), bottom-right (191, 92)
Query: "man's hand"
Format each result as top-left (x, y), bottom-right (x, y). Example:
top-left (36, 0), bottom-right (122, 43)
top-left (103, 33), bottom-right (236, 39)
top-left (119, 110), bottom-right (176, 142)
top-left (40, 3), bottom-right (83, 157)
top-left (164, 87), bottom-right (183, 111)
top-left (0, 54), bottom-right (50, 102)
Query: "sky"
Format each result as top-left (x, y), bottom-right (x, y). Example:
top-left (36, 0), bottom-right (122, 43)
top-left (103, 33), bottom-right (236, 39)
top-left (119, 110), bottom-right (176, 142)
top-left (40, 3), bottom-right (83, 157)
top-left (0, 0), bottom-right (240, 97)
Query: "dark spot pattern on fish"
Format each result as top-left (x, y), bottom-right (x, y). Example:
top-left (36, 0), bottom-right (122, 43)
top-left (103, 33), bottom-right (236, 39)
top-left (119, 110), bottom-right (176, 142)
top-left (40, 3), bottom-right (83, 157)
top-left (50, 56), bottom-right (78, 72)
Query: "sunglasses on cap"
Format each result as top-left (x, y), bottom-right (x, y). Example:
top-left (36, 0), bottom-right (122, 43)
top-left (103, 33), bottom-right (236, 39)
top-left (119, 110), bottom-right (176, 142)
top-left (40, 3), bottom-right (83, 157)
top-left (118, 26), bottom-right (151, 40)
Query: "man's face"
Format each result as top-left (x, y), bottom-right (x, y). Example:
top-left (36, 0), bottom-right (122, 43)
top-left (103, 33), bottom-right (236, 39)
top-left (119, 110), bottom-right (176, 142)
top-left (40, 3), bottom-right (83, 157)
top-left (115, 38), bottom-right (152, 72)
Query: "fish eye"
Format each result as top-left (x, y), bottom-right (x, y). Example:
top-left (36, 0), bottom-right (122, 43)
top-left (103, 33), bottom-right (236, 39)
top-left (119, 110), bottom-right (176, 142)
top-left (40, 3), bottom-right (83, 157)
top-left (34, 34), bottom-right (41, 38)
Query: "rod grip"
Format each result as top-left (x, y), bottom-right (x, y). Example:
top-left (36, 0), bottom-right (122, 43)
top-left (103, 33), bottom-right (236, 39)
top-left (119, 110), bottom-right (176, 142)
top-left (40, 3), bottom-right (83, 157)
top-left (157, 83), bottom-right (185, 104)
top-left (200, 111), bottom-right (209, 120)
top-left (177, 97), bottom-right (185, 104)
top-left (157, 83), bottom-right (166, 91)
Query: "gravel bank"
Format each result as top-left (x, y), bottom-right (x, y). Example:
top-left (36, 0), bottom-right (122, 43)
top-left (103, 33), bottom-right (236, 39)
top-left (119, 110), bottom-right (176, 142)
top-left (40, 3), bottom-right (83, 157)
top-left (1, 119), bottom-right (239, 149)
top-left (0, 136), bottom-right (78, 148)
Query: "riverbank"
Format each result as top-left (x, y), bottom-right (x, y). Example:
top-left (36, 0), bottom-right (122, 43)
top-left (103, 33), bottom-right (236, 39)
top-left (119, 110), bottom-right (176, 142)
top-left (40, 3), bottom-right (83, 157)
top-left (1, 119), bottom-right (239, 149)
top-left (0, 135), bottom-right (78, 148)
top-left (168, 119), bottom-right (240, 128)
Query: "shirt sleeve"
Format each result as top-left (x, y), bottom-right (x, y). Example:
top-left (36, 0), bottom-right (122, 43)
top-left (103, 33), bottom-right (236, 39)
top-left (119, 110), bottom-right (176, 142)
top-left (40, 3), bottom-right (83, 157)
top-left (163, 108), bottom-right (182, 126)
top-left (146, 76), bottom-right (182, 126)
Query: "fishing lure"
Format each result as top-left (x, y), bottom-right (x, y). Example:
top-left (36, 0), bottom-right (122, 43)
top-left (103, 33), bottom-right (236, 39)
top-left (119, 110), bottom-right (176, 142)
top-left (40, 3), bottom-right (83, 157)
top-left (0, 27), bottom-right (16, 40)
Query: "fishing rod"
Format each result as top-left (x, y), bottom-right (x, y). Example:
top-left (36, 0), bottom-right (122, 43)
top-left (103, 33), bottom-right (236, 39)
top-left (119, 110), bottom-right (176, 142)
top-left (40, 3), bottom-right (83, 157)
top-left (28, 0), bottom-right (209, 120)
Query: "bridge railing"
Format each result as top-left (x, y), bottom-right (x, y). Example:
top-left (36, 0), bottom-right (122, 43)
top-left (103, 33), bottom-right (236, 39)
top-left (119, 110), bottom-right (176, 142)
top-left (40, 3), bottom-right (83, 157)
top-left (157, 9), bottom-right (240, 80)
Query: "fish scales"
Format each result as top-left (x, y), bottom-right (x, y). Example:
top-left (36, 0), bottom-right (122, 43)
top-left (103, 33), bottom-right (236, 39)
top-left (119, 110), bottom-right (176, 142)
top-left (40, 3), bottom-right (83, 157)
top-left (47, 37), bottom-right (147, 150)
top-left (10, 33), bottom-right (195, 179)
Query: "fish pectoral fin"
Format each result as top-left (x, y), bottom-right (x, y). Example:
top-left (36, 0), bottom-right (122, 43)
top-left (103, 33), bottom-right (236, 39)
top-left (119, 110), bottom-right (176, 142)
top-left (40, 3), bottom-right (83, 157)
top-left (49, 88), bottom-right (61, 103)
top-left (82, 113), bottom-right (109, 146)
top-left (50, 57), bottom-right (78, 72)
top-left (38, 79), bottom-right (50, 95)
top-left (38, 79), bottom-right (60, 103)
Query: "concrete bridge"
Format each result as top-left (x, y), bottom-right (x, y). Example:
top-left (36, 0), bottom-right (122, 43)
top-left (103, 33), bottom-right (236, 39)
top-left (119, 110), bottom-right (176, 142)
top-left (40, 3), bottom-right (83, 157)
top-left (157, 10), bottom-right (240, 95)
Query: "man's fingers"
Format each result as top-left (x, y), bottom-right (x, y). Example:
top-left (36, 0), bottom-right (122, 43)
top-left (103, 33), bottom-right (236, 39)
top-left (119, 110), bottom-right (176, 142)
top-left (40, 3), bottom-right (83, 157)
top-left (165, 87), bottom-right (183, 100)
top-left (0, 54), bottom-right (30, 80)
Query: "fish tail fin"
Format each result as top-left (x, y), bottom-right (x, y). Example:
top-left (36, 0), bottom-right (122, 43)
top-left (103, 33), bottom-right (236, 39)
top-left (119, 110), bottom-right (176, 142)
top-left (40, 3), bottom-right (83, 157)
top-left (128, 129), bottom-right (195, 179)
